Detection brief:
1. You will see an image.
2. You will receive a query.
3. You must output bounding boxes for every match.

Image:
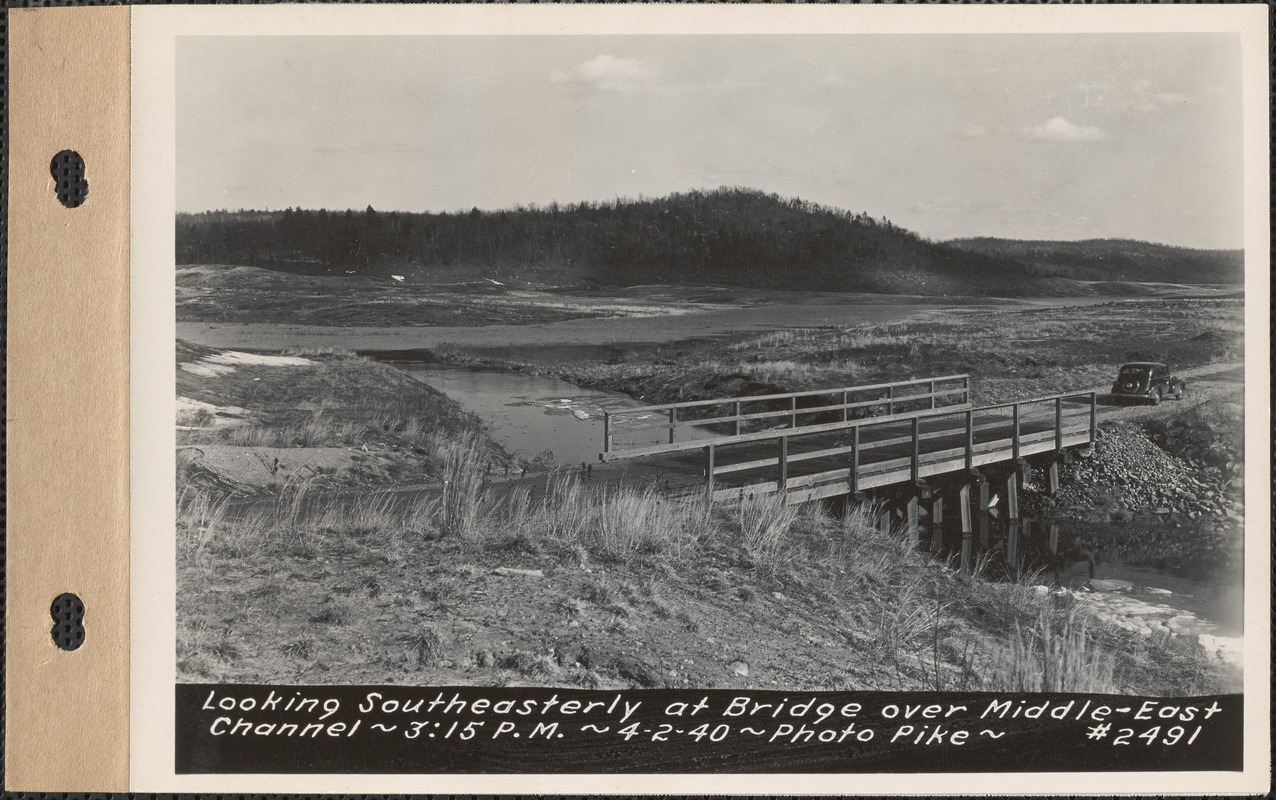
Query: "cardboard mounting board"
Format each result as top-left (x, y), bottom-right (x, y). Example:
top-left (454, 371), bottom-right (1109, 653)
top-left (4, 3), bottom-right (1272, 794)
top-left (6, 6), bottom-right (132, 791)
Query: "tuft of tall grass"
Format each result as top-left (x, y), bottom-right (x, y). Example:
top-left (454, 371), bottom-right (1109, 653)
top-left (736, 491), bottom-right (800, 567)
top-left (401, 626), bottom-right (447, 667)
top-left (984, 611), bottom-right (1116, 693)
top-left (593, 485), bottom-right (702, 559)
top-left (432, 428), bottom-right (489, 540)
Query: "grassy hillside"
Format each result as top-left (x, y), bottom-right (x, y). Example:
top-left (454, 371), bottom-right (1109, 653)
top-left (946, 238), bottom-right (1243, 285)
top-left (177, 188), bottom-right (1067, 297)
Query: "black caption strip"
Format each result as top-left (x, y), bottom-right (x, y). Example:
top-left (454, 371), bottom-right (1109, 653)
top-left (176, 685), bottom-right (1241, 774)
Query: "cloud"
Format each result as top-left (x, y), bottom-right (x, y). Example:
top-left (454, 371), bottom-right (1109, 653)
top-left (957, 124), bottom-right (989, 139)
top-left (913, 197), bottom-right (1000, 215)
top-left (1022, 116), bottom-right (1109, 142)
top-left (550, 55), bottom-right (658, 91)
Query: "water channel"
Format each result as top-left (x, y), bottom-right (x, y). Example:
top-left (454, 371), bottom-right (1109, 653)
top-left (395, 362), bottom-right (716, 468)
top-left (392, 362), bottom-right (1242, 674)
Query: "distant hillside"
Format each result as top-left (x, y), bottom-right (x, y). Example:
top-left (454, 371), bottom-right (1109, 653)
top-left (946, 237), bottom-right (1243, 285)
top-left (176, 188), bottom-right (1072, 297)
top-left (175, 188), bottom-right (1238, 297)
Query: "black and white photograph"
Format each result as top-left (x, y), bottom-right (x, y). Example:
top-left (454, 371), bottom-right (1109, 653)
top-left (129, 5), bottom-right (1266, 786)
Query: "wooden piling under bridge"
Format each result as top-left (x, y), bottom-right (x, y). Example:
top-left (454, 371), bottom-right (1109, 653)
top-left (598, 373), bottom-right (1097, 509)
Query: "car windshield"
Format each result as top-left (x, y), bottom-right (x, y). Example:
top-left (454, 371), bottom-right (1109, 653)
top-left (1119, 366), bottom-right (1151, 377)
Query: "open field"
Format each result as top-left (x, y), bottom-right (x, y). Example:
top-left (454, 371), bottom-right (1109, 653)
top-left (176, 265), bottom-right (1237, 352)
top-left (426, 297), bottom-right (1244, 409)
top-left (175, 292), bottom-right (1244, 693)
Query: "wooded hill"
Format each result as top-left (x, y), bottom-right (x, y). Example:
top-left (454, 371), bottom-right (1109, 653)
top-left (947, 237), bottom-right (1243, 286)
top-left (175, 187), bottom-right (1241, 296)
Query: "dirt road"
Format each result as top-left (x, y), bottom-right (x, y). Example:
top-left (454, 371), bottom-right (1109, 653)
top-left (1091, 361), bottom-right (1245, 426)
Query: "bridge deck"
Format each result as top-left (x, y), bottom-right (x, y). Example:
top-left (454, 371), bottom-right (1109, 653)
top-left (600, 376), bottom-right (1097, 505)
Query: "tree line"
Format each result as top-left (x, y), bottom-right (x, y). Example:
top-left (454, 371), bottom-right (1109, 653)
top-left (176, 186), bottom-right (1040, 293)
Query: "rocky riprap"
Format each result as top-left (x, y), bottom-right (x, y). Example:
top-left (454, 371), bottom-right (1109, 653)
top-left (1046, 423), bottom-right (1243, 523)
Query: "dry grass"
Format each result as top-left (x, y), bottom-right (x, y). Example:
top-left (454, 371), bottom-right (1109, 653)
top-left (434, 428), bottom-right (489, 540)
top-left (177, 438), bottom-right (1217, 694)
top-left (983, 611), bottom-right (1117, 693)
top-left (736, 491), bottom-right (800, 568)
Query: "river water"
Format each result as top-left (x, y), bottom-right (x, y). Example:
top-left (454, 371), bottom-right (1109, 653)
top-left (935, 512), bottom-right (1243, 643)
top-left (397, 363), bottom-right (715, 467)
top-left (394, 362), bottom-right (1242, 673)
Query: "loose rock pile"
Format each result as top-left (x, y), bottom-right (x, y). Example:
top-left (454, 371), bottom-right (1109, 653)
top-left (1047, 423), bottom-right (1243, 524)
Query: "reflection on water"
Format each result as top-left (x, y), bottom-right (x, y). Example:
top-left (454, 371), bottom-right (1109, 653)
top-left (924, 507), bottom-right (1242, 644)
top-left (395, 363), bottom-right (714, 469)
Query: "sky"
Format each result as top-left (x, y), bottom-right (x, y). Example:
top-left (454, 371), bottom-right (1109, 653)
top-left (177, 33), bottom-right (1244, 249)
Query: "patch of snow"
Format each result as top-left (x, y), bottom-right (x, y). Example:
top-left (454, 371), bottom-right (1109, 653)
top-left (570, 409), bottom-right (591, 421)
top-left (391, 275), bottom-right (405, 282)
top-left (485, 278), bottom-right (505, 286)
top-left (204, 351), bottom-right (316, 367)
top-left (180, 361), bottom-right (236, 377)
top-left (176, 396), bottom-right (249, 428)
top-left (177, 396), bottom-right (247, 417)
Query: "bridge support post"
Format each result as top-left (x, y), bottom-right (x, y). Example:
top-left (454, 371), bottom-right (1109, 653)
top-left (977, 474), bottom-right (990, 548)
top-left (1007, 520), bottom-right (1020, 570)
top-left (959, 484), bottom-right (972, 576)
top-left (1047, 460), bottom-right (1060, 495)
top-left (733, 401), bottom-right (741, 436)
top-left (668, 408), bottom-right (677, 445)
top-left (906, 495), bottom-right (919, 532)
top-left (930, 494), bottom-right (944, 554)
top-left (1049, 522), bottom-right (1059, 555)
top-left (1006, 472), bottom-right (1019, 521)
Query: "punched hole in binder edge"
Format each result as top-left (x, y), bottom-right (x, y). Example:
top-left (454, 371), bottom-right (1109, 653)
top-left (51, 593), bottom-right (86, 651)
top-left (50, 149), bottom-right (88, 208)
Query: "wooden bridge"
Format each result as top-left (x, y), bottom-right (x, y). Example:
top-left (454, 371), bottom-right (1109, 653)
top-left (599, 374), bottom-right (1097, 507)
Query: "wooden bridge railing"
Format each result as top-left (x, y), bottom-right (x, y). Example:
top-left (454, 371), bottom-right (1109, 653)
top-left (703, 389), bottom-right (1098, 505)
top-left (600, 374), bottom-right (971, 459)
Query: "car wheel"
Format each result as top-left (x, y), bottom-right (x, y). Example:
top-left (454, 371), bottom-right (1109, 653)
top-left (1174, 385), bottom-right (1184, 400)
top-left (1150, 389), bottom-right (1161, 405)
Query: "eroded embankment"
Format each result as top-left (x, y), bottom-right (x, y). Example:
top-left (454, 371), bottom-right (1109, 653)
top-left (176, 341), bottom-right (510, 495)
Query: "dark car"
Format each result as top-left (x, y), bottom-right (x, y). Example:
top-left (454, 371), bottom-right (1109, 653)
top-left (1109, 362), bottom-right (1185, 404)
